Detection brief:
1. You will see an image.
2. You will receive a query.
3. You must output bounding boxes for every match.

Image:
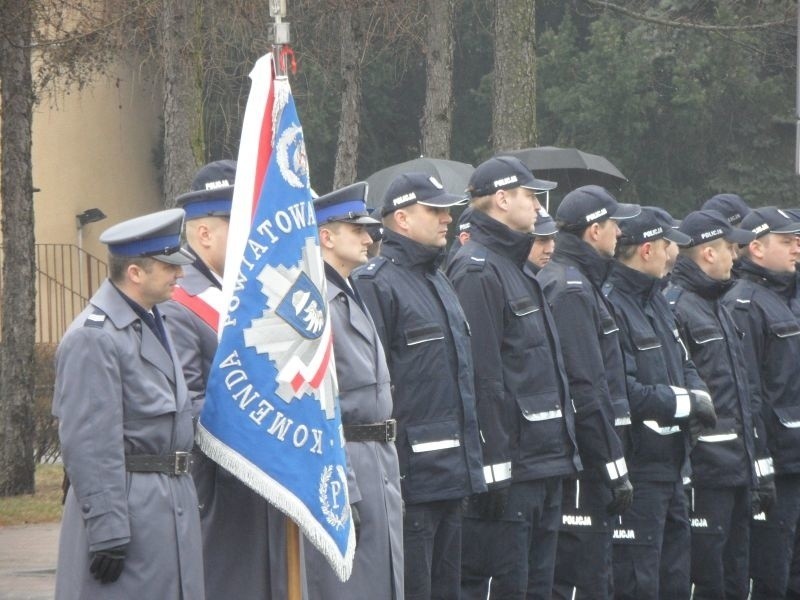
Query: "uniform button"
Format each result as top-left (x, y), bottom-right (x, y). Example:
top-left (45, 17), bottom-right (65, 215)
top-left (177, 508), bottom-right (184, 516)
top-left (82, 503), bottom-right (91, 513)
top-left (384, 476), bottom-right (389, 484)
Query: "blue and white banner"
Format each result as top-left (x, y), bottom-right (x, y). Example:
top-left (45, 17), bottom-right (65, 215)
top-left (197, 53), bottom-right (354, 581)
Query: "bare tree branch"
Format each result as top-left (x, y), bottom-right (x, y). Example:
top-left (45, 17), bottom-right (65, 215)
top-left (582, 0), bottom-right (795, 31)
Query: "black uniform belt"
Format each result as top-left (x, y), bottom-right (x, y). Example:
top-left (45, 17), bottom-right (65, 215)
top-left (343, 419), bottom-right (397, 443)
top-left (125, 452), bottom-right (193, 475)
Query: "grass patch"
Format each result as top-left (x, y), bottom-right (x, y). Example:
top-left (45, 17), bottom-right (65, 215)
top-left (0, 464), bottom-right (63, 526)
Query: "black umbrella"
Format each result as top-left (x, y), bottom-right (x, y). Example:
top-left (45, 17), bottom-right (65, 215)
top-left (502, 146), bottom-right (628, 194)
top-left (365, 157), bottom-right (474, 211)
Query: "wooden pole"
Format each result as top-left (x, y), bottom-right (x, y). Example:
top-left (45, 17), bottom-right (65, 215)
top-left (286, 517), bottom-right (302, 600)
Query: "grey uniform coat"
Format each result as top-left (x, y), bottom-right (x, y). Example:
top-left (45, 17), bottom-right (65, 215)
top-left (160, 261), bottom-right (220, 417)
top-left (52, 279), bottom-right (204, 600)
top-left (305, 267), bottom-right (404, 600)
top-left (161, 259), bottom-right (294, 600)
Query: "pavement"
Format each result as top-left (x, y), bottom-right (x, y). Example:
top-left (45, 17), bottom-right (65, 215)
top-left (0, 522), bottom-right (59, 600)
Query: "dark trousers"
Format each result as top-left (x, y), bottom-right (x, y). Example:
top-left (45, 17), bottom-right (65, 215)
top-left (552, 478), bottom-right (614, 600)
top-left (689, 485), bottom-right (750, 600)
top-left (403, 498), bottom-right (463, 600)
top-left (750, 473), bottom-right (800, 600)
top-left (461, 477), bottom-right (563, 600)
top-left (612, 478), bottom-right (690, 600)
top-left (788, 524), bottom-right (800, 599)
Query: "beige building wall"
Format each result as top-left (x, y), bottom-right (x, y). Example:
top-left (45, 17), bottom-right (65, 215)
top-left (0, 60), bottom-right (163, 342)
top-left (32, 61), bottom-right (163, 259)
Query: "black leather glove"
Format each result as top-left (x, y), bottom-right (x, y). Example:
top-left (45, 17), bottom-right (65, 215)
top-left (89, 544), bottom-right (127, 583)
top-left (606, 475), bottom-right (634, 516)
top-left (687, 415), bottom-right (705, 447)
top-left (689, 389), bottom-right (717, 429)
top-left (350, 503), bottom-right (361, 543)
top-left (470, 487), bottom-right (510, 520)
top-left (751, 480), bottom-right (777, 518)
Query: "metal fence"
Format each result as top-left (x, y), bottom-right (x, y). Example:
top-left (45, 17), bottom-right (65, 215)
top-left (0, 243), bottom-right (107, 344)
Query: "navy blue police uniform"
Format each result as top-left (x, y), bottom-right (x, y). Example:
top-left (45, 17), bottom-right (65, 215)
top-left (664, 209), bottom-right (759, 599)
top-left (788, 211), bottom-right (800, 600)
top-left (537, 186), bottom-right (641, 600)
top-left (352, 173), bottom-right (485, 600)
top-left (722, 207), bottom-right (800, 600)
top-left (523, 208), bottom-right (558, 276)
top-left (604, 208), bottom-right (710, 600)
top-left (447, 157), bottom-right (580, 599)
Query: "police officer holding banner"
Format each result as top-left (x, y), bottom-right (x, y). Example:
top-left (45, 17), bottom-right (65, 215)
top-left (723, 207), bottom-right (800, 599)
top-left (448, 157), bottom-right (581, 599)
top-left (305, 182), bottom-right (404, 599)
top-left (352, 173), bottom-right (485, 600)
top-left (603, 207), bottom-right (714, 599)
top-left (537, 185), bottom-right (639, 600)
top-left (53, 209), bottom-right (203, 599)
top-left (665, 209), bottom-right (758, 599)
top-left (161, 160), bottom-right (296, 599)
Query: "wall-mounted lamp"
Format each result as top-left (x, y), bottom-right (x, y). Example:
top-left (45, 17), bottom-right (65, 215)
top-left (76, 208), bottom-right (107, 229)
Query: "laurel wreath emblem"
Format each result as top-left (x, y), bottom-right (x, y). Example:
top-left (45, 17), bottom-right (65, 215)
top-left (319, 465), bottom-right (349, 530)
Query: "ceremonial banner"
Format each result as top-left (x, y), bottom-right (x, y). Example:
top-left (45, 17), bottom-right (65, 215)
top-left (197, 53), bottom-right (355, 581)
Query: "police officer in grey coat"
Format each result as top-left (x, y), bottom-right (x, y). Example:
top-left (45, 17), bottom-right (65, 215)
top-left (53, 209), bottom-right (203, 599)
top-left (304, 182), bottom-right (404, 599)
top-left (161, 160), bottom-right (297, 599)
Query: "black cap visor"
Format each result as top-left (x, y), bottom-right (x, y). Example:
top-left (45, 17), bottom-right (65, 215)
top-left (417, 192), bottom-right (468, 209)
top-left (610, 203), bottom-right (641, 220)
top-left (771, 222), bottom-right (800, 235)
top-left (532, 222), bottom-right (558, 237)
top-left (723, 228), bottom-right (756, 245)
top-left (520, 177), bottom-right (558, 192)
top-left (332, 214), bottom-right (381, 226)
top-left (663, 228), bottom-right (692, 246)
top-left (177, 185), bottom-right (235, 204)
top-left (152, 246), bottom-right (195, 266)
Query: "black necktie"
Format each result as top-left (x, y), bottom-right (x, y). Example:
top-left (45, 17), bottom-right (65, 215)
top-left (144, 307), bottom-right (171, 354)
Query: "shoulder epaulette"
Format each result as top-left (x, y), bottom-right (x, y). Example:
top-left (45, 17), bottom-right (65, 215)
top-left (83, 309), bottom-right (107, 328)
top-left (353, 256), bottom-right (388, 280)
top-left (465, 245), bottom-right (488, 272)
top-left (601, 281), bottom-right (614, 298)
top-left (564, 266), bottom-right (585, 291)
top-left (663, 285), bottom-right (684, 307)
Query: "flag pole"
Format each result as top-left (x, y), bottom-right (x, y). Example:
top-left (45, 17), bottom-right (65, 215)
top-left (268, 2), bottom-right (301, 597)
top-left (286, 517), bottom-right (302, 599)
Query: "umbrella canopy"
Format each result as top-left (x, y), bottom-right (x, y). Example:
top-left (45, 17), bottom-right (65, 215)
top-left (365, 157), bottom-right (474, 211)
top-left (502, 146), bottom-right (628, 193)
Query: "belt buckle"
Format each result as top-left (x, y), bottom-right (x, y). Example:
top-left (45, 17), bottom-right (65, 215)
top-left (385, 419), bottom-right (397, 442)
top-left (174, 451), bottom-right (190, 475)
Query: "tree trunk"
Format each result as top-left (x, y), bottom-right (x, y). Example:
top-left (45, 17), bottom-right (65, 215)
top-left (332, 8), bottom-right (362, 189)
top-left (420, 0), bottom-right (457, 158)
top-left (0, 0), bottom-right (36, 496)
top-left (160, 0), bottom-right (203, 206)
top-left (492, 0), bottom-right (537, 151)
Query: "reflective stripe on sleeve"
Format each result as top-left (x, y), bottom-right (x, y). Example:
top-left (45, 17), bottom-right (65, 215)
top-left (755, 458), bottom-right (774, 478)
top-left (671, 386), bottom-right (691, 419)
top-left (643, 420), bottom-right (681, 435)
top-left (605, 457), bottom-right (629, 481)
top-left (483, 462), bottom-right (512, 485)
